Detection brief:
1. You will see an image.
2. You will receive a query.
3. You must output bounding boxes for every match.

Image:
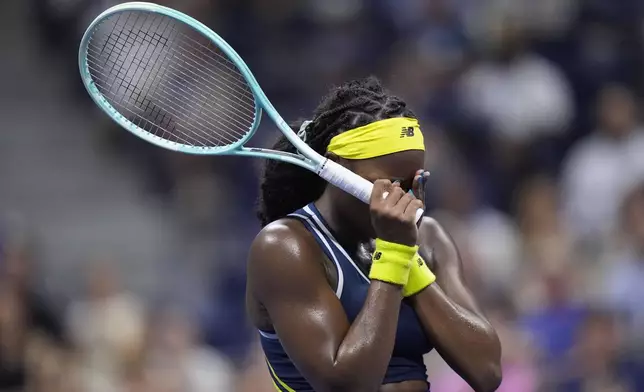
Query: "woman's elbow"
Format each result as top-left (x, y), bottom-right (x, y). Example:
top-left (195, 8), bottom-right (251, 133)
top-left (472, 362), bottom-right (502, 392)
top-left (477, 327), bottom-right (503, 391)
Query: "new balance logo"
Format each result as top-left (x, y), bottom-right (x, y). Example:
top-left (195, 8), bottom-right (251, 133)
top-left (400, 126), bottom-right (415, 138)
top-left (373, 252), bottom-right (382, 261)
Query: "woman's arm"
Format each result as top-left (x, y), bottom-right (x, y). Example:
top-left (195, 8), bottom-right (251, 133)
top-left (412, 217), bottom-right (502, 392)
top-left (248, 220), bottom-right (403, 392)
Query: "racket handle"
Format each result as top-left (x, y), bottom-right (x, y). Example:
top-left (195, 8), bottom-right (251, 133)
top-left (318, 159), bottom-right (424, 223)
top-left (414, 208), bottom-right (424, 223)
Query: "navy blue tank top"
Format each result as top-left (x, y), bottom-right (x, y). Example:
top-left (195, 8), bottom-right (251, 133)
top-left (259, 203), bottom-right (433, 391)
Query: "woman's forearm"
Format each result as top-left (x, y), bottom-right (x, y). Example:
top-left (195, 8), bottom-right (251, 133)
top-left (411, 285), bottom-right (501, 392)
top-left (330, 281), bottom-right (403, 392)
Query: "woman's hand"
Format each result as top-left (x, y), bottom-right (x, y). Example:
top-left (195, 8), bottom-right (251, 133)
top-left (370, 179), bottom-right (423, 246)
top-left (411, 169), bottom-right (430, 207)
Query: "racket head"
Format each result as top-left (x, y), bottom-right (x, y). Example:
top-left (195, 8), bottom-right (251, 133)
top-left (78, 2), bottom-right (268, 155)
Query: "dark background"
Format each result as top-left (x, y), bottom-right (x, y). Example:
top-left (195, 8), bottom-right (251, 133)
top-left (2, 0), bottom-right (644, 391)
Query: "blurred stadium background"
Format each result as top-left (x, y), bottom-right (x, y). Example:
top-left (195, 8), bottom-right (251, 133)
top-left (2, 0), bottom-right (644, 391)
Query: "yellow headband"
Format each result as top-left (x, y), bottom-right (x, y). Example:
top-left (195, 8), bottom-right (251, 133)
top-left (326, 117), bottom-right (424, 160)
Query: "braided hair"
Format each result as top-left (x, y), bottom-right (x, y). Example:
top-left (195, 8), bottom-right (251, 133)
top-left (256, 76), bottom-right (416, 227)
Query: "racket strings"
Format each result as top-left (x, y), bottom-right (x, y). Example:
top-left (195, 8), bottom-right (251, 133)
top-left (86, 10), bottom-right (257, 148)
top-left (87, 50), bottom-right (214, 147)
top-left (88, 32), bottom-right (214, 146)
top-left (164, 36), bottom-right (256, 114)
top-left (147, 44), bottom-right (254, 130)
top-left (98, 13), bottom-right (252, 142)
top-left (87, 20), bottom-right (215, 147)
top-left (139, 18), bottom-right (255, 131)
top-left (90, 14), bottom-right (246, 146)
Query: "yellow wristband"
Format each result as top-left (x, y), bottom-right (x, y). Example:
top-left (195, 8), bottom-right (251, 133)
top-left (402, 252), bottom-right (436, 297)
top-left (369, 239), bottom-right (417, 286)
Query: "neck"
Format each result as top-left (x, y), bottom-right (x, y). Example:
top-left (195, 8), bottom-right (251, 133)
top-left (315, 191), bottom-right (365, 253)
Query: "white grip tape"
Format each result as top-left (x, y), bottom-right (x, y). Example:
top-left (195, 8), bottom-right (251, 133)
top-left (415, 208), bottom-right (424, 222)
top-left (318, 159), bottom-right (372, 203)
top-left (318, 159), bottom-right (424, 223)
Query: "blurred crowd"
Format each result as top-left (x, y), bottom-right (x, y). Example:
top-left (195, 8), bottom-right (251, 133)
top-left (4, 0), bottom-right (644, 391)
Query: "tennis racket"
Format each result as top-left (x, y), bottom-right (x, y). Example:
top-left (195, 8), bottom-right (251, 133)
top-left (78, 2), bottom-right (424, 220)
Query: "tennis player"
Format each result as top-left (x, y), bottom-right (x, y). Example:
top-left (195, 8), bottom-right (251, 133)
top-left (247, 77), bottom-right (502, 392)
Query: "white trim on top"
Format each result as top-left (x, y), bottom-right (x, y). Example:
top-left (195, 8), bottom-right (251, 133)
top-left (303, 205), bottom-right (370, 283)
top-left (258, 329), bottom-right (278, 340)
top-left (289, 213), bottom-right (345, 298)
top-left (257, 210), bottom-right (346, 342)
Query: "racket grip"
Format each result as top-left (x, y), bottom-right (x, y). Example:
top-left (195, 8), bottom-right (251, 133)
top-left (318, 159), bottom-right (424, 223)
top-left (414, 208), bottom-right (424, 223)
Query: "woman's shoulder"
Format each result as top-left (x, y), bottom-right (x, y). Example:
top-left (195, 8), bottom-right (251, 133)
top-left (418, 216), bottom-right (442, 241)
top-left (417, 216), bottom-right (458, 271)
top-left (251, 218), bottom-right (317, 256)
top-left (248, 218), bottom-right (328, 290)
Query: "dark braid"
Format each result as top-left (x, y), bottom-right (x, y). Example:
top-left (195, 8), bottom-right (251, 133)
top-left (256, 76), bottom-right (416, 227)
